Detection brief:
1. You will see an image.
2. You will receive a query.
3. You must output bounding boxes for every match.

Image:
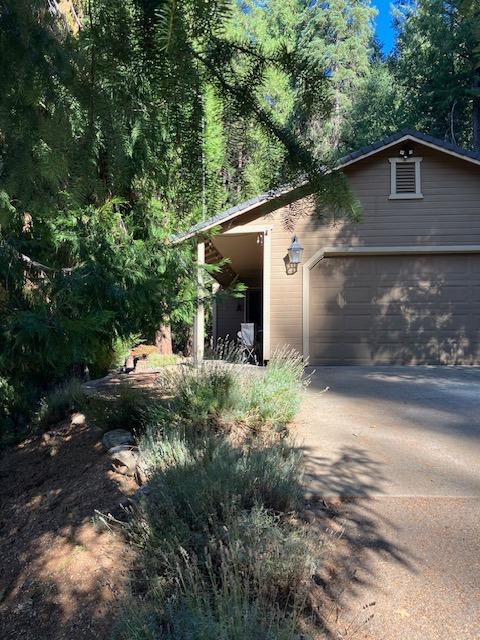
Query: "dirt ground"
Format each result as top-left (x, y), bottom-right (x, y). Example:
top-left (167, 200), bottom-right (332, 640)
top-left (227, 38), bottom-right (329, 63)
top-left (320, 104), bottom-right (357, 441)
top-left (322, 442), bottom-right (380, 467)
top-left (0, 370), bottom-right (196, 640)
top-left (0, 415), bottom-right (139, 640)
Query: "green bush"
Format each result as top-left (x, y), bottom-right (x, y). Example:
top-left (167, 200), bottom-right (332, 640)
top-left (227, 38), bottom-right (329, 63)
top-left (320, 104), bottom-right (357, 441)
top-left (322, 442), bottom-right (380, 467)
top-left (173, 364), bottom-right (235, 427)
top-left (121, 516), bottom-right (312, 639)
top-left (118, 436), bottom-right (311, 640)
top-left (85, 385), bottom-right (163, 434)
top-left (0, 377), bottom-right (15, 422)
top-left (141, 435), bottom-right (302, 549)
top-left (36, 379), bottom-right (87, 429)
top-left (0, 377), bottom-right (19, 446)
top-left (144, 363), bottom-right (236, 436)
top-left (114, 349), bottom-right (317, 640)
top-left (146, 352), bottom-right (178, 368)
top-left (233, 347), bottom-right (308, 431)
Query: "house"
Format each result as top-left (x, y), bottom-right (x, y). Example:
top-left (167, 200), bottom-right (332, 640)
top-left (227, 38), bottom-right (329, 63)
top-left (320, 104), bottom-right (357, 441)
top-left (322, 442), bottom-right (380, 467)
top-left (173, 129), bottom-right (480, 365)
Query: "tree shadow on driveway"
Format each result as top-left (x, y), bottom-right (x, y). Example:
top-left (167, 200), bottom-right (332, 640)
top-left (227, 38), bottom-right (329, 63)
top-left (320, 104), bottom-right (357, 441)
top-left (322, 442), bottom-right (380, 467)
top-left (300, 444), bottom-right (419, 638)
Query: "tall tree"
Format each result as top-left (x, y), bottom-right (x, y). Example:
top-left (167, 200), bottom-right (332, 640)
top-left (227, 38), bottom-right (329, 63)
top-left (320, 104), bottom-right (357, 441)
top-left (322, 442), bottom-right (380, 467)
top-left (1, 0), bottom-right (352, 434)
top-left (341, 58), bottom-right (402, 151)
top-left (392, 0), bottom-right (478, 147)
top-left (459, 0), bottom-right (480, 148)
top-left (221, 0), bottom-right (300, 201)
top-left (294, 0), bottom-right (376, 157)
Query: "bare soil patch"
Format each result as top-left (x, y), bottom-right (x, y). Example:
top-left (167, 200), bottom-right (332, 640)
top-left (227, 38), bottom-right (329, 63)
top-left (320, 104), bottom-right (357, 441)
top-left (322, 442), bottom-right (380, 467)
top-left (0, 419), bottom-right (138, 640)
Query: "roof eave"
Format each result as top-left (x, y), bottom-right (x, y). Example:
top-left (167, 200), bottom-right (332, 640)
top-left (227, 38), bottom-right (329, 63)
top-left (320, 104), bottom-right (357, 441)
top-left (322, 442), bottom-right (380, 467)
top-left (171, 129), bottom-right (480, 244)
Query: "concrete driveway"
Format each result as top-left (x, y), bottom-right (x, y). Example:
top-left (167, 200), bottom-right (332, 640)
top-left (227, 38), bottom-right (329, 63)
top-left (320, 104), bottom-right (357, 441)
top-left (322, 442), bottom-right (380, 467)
top-left (295, 366), bottom-right (480, 640)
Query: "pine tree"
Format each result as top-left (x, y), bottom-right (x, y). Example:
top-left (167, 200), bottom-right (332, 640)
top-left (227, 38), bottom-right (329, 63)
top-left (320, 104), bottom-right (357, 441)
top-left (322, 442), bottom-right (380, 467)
top-left (294, 0), bottom-right (376, 156)
top-left (392, 0), bottom-right (478, 147)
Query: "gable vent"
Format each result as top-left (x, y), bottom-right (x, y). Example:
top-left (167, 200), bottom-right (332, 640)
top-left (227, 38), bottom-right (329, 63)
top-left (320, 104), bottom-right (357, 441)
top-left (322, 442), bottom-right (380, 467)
top-left (389, 157), bottom-right (422, 199)
top-left (395, 162), bottom-right (416, 193)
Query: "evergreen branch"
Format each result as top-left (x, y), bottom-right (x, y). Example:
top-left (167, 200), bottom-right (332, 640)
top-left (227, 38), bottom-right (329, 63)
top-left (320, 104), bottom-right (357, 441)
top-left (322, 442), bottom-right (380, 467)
top-left (193, 50), bottom-right (314, 172)
top-left (220, 39), bottom-right (279, 66)
top-left (0, 241), bottom-right (82, 275)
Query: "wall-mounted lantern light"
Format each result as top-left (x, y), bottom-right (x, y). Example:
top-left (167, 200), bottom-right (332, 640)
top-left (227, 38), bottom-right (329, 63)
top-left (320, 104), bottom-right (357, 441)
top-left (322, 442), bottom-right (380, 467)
top-left (288, 235), bottom-right (304, 265)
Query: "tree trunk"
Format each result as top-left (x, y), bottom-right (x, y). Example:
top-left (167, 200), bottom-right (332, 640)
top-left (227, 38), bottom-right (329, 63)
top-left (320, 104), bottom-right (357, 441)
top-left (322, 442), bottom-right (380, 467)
top-left (473, 66), bottom-right (480, 151)
top-left (155, 323), bottom-right (173, 355)
top-left (183, 327), bottom-right (193, 357)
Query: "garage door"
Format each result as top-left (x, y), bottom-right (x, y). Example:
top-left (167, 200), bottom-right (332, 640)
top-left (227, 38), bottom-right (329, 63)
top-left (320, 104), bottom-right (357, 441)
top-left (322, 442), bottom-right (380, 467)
top-left (309, 254), bottom-right (480, 364)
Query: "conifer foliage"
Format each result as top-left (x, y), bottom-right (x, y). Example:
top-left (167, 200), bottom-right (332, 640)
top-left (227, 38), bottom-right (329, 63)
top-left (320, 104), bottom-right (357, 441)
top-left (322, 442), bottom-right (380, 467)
top-left (0, 0), bottom-right (340, 437)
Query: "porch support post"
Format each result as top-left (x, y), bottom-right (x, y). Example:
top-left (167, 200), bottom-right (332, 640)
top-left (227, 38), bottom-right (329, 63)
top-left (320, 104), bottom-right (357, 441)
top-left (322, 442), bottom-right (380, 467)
top-left (262, 229), bottom-right (271, 361)
top-left (193, 240), bottom-right (205, 366)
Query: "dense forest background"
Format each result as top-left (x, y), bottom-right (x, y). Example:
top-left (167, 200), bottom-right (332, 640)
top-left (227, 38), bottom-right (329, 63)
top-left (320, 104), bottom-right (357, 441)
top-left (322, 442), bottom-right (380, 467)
top-left (0, 0), bottom-right (479, 441)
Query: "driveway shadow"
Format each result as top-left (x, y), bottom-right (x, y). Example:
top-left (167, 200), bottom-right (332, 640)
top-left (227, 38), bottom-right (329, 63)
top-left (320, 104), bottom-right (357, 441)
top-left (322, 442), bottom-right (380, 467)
top-left (300, 444), bottom-right (419, 638)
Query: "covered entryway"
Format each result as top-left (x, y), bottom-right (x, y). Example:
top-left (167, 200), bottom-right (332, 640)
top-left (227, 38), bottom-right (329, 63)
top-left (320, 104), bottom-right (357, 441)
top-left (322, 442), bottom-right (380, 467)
top-left (206, 228), bottom-right (270, 362)
top-left (307, 250), bottom-right (480, 364)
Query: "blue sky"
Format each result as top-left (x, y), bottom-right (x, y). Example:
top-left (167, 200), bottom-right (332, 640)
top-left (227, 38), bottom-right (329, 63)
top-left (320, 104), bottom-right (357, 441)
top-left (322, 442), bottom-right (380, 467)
top-left (373, 0), bottom-right (396, 54)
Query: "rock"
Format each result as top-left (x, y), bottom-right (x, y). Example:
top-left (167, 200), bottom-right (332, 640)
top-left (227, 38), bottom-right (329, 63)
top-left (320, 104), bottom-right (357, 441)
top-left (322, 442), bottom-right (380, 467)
top-left (102, 429), bottom-right (134, 450)
top-left (108, 444), bottom-right (137, 455)
top-left (42, 431), bottom-right (61, 455)
top-left (124, 354), bottom-right (135, 371)
top-left (109, 446), bottom-right (139, 476)
top-left (70, 412), bottom-right (86, 426)
top-left (135, 463), bottom-right (148, 486)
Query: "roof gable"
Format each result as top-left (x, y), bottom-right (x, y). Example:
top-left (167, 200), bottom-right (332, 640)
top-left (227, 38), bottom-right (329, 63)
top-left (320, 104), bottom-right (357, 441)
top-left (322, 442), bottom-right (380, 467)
top-left (336, 129), bottom-right (480, 169)
top-left (171, 129), bottom-right (480, 244)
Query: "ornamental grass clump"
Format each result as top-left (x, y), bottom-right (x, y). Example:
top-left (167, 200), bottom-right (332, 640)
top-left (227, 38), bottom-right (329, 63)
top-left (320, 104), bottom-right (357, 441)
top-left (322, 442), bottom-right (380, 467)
top-left (233, 347), bottom-right (309, 431)
top-left (115, 349), bottom-right (319, 640)
top-left (36, 379), bottom-right (87, 429)
top-left (117, 435), bottom-right (315, 640)
top-left (121, 507), bottom-right (316, 640)
top-left (138, 363), bottom-right (236, 471)
top-left (139, 435), bottom-right (303, 551)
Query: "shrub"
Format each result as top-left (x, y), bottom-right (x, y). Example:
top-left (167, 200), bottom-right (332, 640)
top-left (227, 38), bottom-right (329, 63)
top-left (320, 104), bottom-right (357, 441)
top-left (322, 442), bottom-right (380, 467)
top-left (141, 435), bottom-right (302, 546)
top-left (173, 364), bottom-right (235, 427)
top-left (36, 379), bottom-right (87, 429)
top-left (124, 526), bottom-right (311, 640)
top-left (146, 352), bottom-right (178, 368)
top-left (89, 334), bottom-right (143, 376)
top-left (148, 363), bottom-right (236, 434)
top-left (160, 508), bottom-right (316, 640)
top-left (118, 438), bottom-right (312, 640)
top-left (114, 349), bottom-right (317, 640)
top-left (112, 334), bottom-right (142, 368)
top-left (233, 347), bottom-right (308, 431)
top-left (85, 385), bottom-right (163, 434)
top-left (0, 377), bottom-right (15, 422)
top-left (0, 376), bottom-right (32, 448)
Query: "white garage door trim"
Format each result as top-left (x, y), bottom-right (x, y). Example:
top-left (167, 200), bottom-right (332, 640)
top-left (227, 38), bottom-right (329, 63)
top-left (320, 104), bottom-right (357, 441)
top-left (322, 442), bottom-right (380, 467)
top-left (302, 245), bottom-right (480, 363)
